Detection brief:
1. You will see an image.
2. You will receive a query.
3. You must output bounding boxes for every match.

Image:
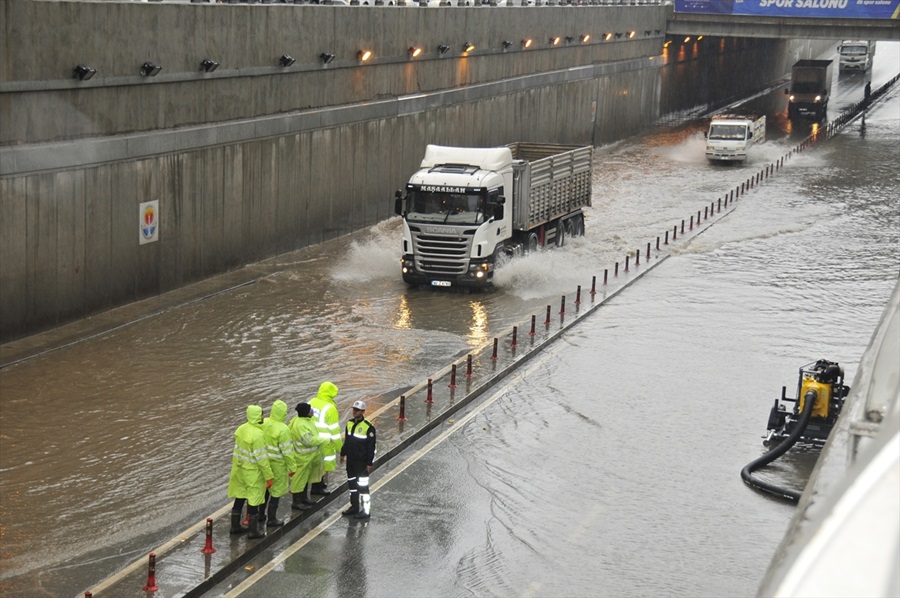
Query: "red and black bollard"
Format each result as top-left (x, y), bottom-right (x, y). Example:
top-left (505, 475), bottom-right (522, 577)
top-left (603, 269), bottom-right (608, 285)
top-left (201, 518), bottom-right (216, 554)
top-left (681, 219), bottom-right (685, 235)
top-left (530, 314), bottom-right (537, 336)
top-left (449, 364), bottom-right (457, 389)
top-left (544, 305), bottom-right (551, 326)
top-left (426, 378), bottom-right (433, 403)
top-left (624, 255), bottom-right (630, 272)
top-left (635, 248), bottom-right (640, 266)
top-left (672, 225), bottom-right (677, 241)
top-left (664, 231), bottom-right (668, 245)
top-left (656, 236), bottom-right (660, 251)
top-left (615, 261), bottom-right (620, 275)
top-left (646, 242), bottom-right (651, 261)
top-left (511, 326), bottom-right (518, 349)
top-left (559, 295), bottom-right (566, 316)
top-left (590, 276), bottom-right (597, 297)
top-left (466, 354), bottom-right (473, 378)
top-left (690, 214), bottom-right (694, 230)
top-left (143, 553), bottom-right (159, 592)
top-left (397, 395), bottom-right (408, 421)
top-left (575, 285), bottom-right (582, 305)
top-left (491, 338), bottom-right (499, 360)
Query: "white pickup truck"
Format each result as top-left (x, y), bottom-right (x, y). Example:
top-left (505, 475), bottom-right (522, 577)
top-left (705, 114), bottom-right (766, 163)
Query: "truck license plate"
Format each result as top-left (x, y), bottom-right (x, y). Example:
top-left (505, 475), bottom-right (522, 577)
top-left (431, 280), bottom-right (451, 287)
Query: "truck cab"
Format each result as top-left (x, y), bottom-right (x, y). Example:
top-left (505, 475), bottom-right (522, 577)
top-left (395, 146), bottom-right (513, 288)
top-left (838, 40), bottom-right (875, 72)
top-left (705, 115), bottom-right (766, 162)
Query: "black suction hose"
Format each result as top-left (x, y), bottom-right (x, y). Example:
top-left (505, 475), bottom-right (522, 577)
top-left (741, 389), bottom-right (818, 503)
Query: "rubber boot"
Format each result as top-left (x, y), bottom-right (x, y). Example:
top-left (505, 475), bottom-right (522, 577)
top-left (247, 514), bottom-right (266, 539)
top-left (230, 511), bottom-right (248, 535)
top-left (311, 481), bottom-right (330, 496)
top-left (267, 499), bottom-right (285, 528)
top-left (292, 492), bottom-right (311, 511)
top-left (342, 492), bottom-right (360, 517)
top-left (355, 493), bottom-right (371, 519)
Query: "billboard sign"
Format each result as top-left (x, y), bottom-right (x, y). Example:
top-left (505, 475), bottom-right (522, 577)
top-left (674, 0), bottom-right (900, 19)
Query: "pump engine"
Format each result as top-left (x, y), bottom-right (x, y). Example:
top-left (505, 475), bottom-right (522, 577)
top-left (764, 359), bottom-right (850, 446)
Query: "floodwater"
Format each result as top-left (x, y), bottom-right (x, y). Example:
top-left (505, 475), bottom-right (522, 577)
top-left (0, 44), bottom-right (898, 597)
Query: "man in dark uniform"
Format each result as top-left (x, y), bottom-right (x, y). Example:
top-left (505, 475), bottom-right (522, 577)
top-left (339, 400), bottom-right (376, 519)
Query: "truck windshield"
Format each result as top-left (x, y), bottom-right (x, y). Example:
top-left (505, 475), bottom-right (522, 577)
top-left (840, 46), bottom-right (867, 56)
top-left (708, 124), bottom-right (747, 140)
top-left (406, 190), bottom-right (486, 225)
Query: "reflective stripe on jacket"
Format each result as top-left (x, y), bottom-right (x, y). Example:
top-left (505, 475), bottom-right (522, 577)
top-left (262, 400), bottom-right (296, 498)
top-left (288, 414), bottom-right (329, 492)
top-left (341, 418), bottom-right (376, 467)
top-left (227, 405), bottom-right (274, 507)
top-left (309, 382), bottom-right (342, 472)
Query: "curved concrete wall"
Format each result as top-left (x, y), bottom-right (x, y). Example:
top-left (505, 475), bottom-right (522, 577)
top-left (0, 2), bottom-right (829, 341)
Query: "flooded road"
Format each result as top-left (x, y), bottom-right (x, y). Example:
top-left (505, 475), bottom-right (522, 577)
top-left (0, 45), bottom-right (898, 597)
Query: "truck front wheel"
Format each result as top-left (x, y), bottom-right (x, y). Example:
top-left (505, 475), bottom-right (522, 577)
top-left (526, 232), bottom-right (540, 254)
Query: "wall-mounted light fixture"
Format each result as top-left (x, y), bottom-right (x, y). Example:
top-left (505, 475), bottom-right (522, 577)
top-left (200, 58), bottom-right (219, 73)
top-left (358, 50), bottom-right (373, 62)
top-left (683, 36), bottom-right (691, 43)
top-left (73, 64), bottom-right (96, 81)
top-left (655, 29), bottom-right (661, 35)
top-left (279, 54), bottom-right (296, 67)
top-left (565, 36), bottom-right (575, 44)
top-left (462, 42), bottom-right (475, 53)
top-left (697, 35), bottom-right (704, 41)
top-left (438, 44), bottom-right (451, 55)
top-left (521, 38), bottom-right (533, 49)
top-left (549, 36), bottom-right (560, 46)
top-left (614, 32), bottom-right (623, 39)
top-left (603, 33), bottom-right (613, 41)
top-left (627, 31), bottom-right (636, 39)
top-left (408, 47), bottom-right (423, 58)
top-left (643, 30), bottom-right (652, 37)
top-left (581, 34), bottom-right (591, 43)
top-left (320, 52), bottom-right (336, 64)
top-left (663, 40), bottom-right (672, 48)
top-left (502, 40), bottom-right (512, 50)
top-left (140, 61), bottom-right (162, 77)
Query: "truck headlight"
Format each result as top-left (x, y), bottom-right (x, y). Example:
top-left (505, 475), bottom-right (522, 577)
top-left (468, 261), bottom-right (493, 278)
top-left (401, 258), bottom-right (415, 273)
top-left (789, 94), bottom-right (795, 101)
top-left (815, 95), bottom-right (822, 102)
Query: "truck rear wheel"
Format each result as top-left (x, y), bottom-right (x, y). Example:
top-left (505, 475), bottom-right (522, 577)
top-left (555, 222), bottom-right (566, 247)
top-left (571, 215), bottom-right (584, 237)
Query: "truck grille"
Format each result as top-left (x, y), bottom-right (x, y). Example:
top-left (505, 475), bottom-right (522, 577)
top-left (410, 229), bottom-right (474, 276)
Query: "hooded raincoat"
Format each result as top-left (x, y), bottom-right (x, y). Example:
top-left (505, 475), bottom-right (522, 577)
top-left (262, 400), bottom-right (297, 499)
top-left (227, 405), bottom-right (274, 507)
top-left (288, 413), bottom-right (329, 493)
top-left (308, 382), bottom-right (342, 475)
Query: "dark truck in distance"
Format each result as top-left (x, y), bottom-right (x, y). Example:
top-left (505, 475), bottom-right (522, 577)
top-left (785, 59), bottom-right (834, 121)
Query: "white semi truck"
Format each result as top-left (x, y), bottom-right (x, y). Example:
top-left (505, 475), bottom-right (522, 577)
top-left (393, 142), bottom-right (592, 289)
top-left (705, 114), bottom-right (766, 162)
top-left (837, 40), bottom-right (875, 71)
